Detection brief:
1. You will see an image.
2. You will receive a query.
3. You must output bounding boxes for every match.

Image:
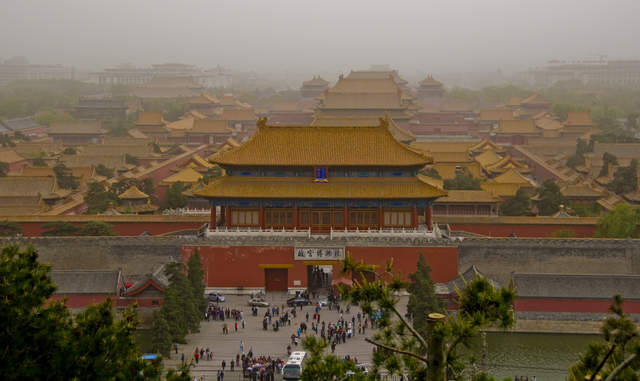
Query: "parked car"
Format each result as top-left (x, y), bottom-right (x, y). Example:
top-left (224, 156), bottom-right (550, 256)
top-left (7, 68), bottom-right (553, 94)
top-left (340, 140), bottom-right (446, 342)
top-left (318, 297), bottom-right (329, 307)
top-left (286, 296), bottom-right (312, 307)
top-left (208, 292), bottom-right (226, 302)
top-left (248, 298), bottom-right (270, 307)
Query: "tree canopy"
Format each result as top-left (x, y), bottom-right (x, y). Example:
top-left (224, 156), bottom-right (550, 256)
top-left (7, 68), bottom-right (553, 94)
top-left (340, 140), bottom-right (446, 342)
top-left (162, 182), bottom-right (188, 210)
top-left (595, 203), bottom-right (640, 238)
top-left (499, 188), bottom-right (531, 216)
top-left (336, 253), bottom-right (516, 380)
top-left (0, 244), bottom-right (182, 380)
top-left (53, 162), bottom-right (79, 190)
top-left (443, 173), bottom-right (482, 190)
top-left (535, 180), bottom-right (566, 216)
top-left (407, 254), bottom-right (443, 338)
top-left (608, 159), bottom-right (638, 195)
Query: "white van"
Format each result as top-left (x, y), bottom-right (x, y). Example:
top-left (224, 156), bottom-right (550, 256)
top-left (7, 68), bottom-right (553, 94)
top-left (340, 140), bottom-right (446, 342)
top-left (282, 351), bottom-right (307, 380)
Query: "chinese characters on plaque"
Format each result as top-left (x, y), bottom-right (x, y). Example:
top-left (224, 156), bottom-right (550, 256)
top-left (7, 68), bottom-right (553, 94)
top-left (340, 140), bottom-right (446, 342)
top-left (294, 247), bottom-right (345, 260)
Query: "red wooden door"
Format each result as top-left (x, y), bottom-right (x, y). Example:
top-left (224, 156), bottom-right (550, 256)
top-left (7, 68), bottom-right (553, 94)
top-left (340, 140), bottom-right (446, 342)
top-left (264, 269), bottom-right (288, 291)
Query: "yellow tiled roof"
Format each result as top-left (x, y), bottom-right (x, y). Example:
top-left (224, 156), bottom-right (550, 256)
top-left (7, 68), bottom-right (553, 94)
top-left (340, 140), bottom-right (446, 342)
top-left (520, 93), bottom-right (551, 106)
top-left (195, 174), bottom-right (446, 199)
top-left (495, 119), bottom-right (539, 135)
top-left (128, 129), bottom-right (148, 139)
top-left (436, 189), bottom-right (501, 203)
top-left (468, 139), bottom-right (506, 154)
top-left (160, 167), bottom-right (203, 185)
top-left (561, 184), bottom-right (603, 198)
top-left (535, 117), bottom-right (563, 130)
top-left (474, 150), bottom-right (503, 168)
top-left (0, 149), bottom-right (26, 164)
top-left (223, 108), bottom-right (257, 121)
top-left (166, 118), bottom-right (194, 131)
top-left (477, 109), bottom-right (514, 121)
top-left (136, 111), bottom-right (165, 126)
top-left (49, 120), bottom-right (105, 135)
top-left (410, 141), bottom-right (475, 163)
top-left (118, 185), bottom-right (149, 200)
top-left (564, 111), bottom-right (593, 127)
top-left (311, 115), bottom-right (414, 142)
top-left (190, 154), bottom-right (214, 169)
top-left (484, 156), bottom-right (531, 174)
top-left (210, 119), bottom-right (431, 167)
top-left (190, 93), bottom-right (219, 105)
top-left (190, 119), bottom-right (233, 134)
top-left (490, 168), bottom-right (534, 185)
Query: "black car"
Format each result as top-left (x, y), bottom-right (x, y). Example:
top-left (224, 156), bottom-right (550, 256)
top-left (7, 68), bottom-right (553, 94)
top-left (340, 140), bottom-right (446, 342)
top-left (286, 296), bottom-right (312, 307)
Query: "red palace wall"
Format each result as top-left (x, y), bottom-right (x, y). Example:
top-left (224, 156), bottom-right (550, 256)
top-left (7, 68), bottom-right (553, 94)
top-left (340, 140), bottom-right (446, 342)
top-left (516, 298), bottom-right (640, 314)
top-left (16, 221), bottom-right (203, 236)
top-left (182, 245), bottom-right (459, 289)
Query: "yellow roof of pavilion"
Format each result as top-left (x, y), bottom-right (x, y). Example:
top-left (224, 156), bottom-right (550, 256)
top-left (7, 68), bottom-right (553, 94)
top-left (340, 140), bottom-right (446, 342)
top-left (495, 119), bottom-right (539, 135)
top-left (491, 168), bottom-right (534, 185)
top-left (194, 174), bottom-right (446, 199)
top-left (564, 111), bottom-right (594, 127)
top-left (477, 109), bottom-right (515, 121)
top-left (409, 141), bottom-right (475, 163)
top-left (166, 118), bottom-right (195, 131)
top-left (209, 118), bottom-right (431, 167)
top-left (118, 185), bottom-right (149, 200)
top-left (474, 150), bottom-right (503, 168)
top-left (160, 167), bottom-right (203, 185)
top-left (190, 153), bottom-right (214, 169)
top-left (468, 139), bottom-right (506, 154)
top-left (484, 156), bottom-right (531, 174)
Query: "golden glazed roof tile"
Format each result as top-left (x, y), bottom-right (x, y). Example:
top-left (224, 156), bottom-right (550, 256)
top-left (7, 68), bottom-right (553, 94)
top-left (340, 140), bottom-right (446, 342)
top-left (474, 150), bottom-right (503, 168)
top-left (160, 167), bottom-right (203, 185)
top-left (495, 119), bottom-right (540, 135)
top-left (564, 111), bottom-right (594, 127)
top-left (118, 185), bottom-right (149, 200)
top-left (210, 118), bottom-right (431, 167)
top-left (194, 174), bottom-right (446, 199)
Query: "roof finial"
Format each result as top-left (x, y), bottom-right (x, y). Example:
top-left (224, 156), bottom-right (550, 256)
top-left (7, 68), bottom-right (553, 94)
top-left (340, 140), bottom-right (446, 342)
top-left (257, 117), bottom-right (268, 130)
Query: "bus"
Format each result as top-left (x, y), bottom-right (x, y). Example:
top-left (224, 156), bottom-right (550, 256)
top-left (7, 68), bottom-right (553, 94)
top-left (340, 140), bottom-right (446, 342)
top-left (282, 351), bottom-right (307, 380)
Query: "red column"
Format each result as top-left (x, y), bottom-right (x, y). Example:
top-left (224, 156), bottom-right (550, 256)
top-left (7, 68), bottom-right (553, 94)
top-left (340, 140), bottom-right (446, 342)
top-left (210, 204), bottom-right (216, 227)
top-left (425, 204), bottom-right (433, 230)
top-left (344, 207), bottom-right (349, 229)
top-left (378, 206), bottom-right (383, 229)
top-left (259, 206), bottom-right (265, 228)
top-left (412, 206), bottom-right (418, 228)
top-left (293, 206), bottom-right (299, 229)
top-left (225, 206), bottom-right (231, 228)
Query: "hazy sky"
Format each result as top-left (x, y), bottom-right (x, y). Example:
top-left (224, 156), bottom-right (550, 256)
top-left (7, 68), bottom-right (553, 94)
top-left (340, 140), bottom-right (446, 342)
top-left (2, 0), bottom-right (639, 75)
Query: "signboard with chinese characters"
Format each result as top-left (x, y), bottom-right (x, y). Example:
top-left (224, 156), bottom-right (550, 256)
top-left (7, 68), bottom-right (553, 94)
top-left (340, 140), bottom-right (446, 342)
top-left (294, 247), bottom-right (345, 261)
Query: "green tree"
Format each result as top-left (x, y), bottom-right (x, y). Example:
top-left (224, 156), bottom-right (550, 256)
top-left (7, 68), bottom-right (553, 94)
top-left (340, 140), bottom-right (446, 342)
top-left (301, 336), bottom-right (365, 381)
top-left (151, 310), bottom-right (173, 357)
top-left (95, 164), bottom-right (115, 178)
top-left (32, 156), bottom-right (47, 167)
top-left (499, 188), bottom-right (531, 216)
top-left (444, 173), bottom-right (482, 190)
top-left (595, 203), bottom-right (640, 238)
top-left (0, 220), bottom-right (22, 236)
top-left (33, 110), bottom-right (75, 126)
top-left (125, 153), bottom-right (140, 165)
top-left (569, 295), bottom-right (640, 381)
top-left (161, 262), bottom-right (201, 343)
top-left (85, 181), bottom-right (118, 214)
top-left (41, 221), bottom-right (80, 236)
top-left (608, 159), bottom-right (638, 195)
top-left (338, 253), bottom-right (516, 380)
top-left (162, 182), bottom-right (188, 209)
top-left (421, 167), bottom-right (442, 179)
top-left (78, 221), bottom-right (115, 236)
top-left (0, 244), bottom-right (164, 380)
top-left (598, 152), bottom-right (618, 177)
top-left (0, 162), bottom-right (9, 177)
top-left (53, 162), bottom-right (79, 189)
top-left (187, 249), bottom-right (207, 315)
top-left (535, 180), bottom-right (566, 216)
top-left (407, 254), bottom-right (443, 338)
top-left (63, 147), bottom-right (76, 155)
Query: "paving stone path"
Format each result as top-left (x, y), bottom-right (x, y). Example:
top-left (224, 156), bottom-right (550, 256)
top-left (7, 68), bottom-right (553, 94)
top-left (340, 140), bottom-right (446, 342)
top-left (164, 292), bottom-right (409, 380)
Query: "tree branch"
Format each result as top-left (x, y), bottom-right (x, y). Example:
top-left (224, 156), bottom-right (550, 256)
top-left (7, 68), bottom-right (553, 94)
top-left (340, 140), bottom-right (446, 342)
top-left (590, 344), bottom-right (616, 381)
top-left (604, 353), bottom-right (636, 381)
top-left (365, 338), bottom-right (428, 363)
top-left (389, 304), bottom-right (428, 350)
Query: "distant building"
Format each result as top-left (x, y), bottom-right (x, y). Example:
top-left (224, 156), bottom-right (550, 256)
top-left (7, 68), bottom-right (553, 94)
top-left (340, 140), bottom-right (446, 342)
top-left (0, 56), bottom-right (74, 85)
top-left (0, 117), bottom-right (46, 136)
top-left (134, 111), bottom-right (168, 138)
top-left (74, 98), bottom-right (128, 120)
top-left (300, 76), bottom-right (330, 98)
top-left (416, 75), bottom-right (445, 100)
top-left (89, 63), bottom-right (231, 88)
top-left (133, 76), bottom-right (204, 99)
top-left (527, 58), bottom-right (640, 87)
top-left (48, 120), bottom-right (105, 145)
top-left (316, 74), bottom-right (414, 122)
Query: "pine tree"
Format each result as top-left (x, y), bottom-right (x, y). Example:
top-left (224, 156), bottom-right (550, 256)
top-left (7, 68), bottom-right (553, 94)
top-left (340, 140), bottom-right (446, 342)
top-left (407, 254), bottom-right (443, 338)
top-left (151, 310), bottom-right (173, 357)
top-left (187, 249), bottom-right (207, 316)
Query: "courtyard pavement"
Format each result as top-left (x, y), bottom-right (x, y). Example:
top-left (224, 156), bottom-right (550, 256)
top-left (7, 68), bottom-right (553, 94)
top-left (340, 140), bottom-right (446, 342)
top-left (164, 292), bottom-right (409, 380)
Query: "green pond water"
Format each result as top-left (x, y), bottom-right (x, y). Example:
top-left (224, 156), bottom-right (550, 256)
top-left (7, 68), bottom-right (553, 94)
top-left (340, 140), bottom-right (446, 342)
top-left (482, 332), bottom-right (597, 381)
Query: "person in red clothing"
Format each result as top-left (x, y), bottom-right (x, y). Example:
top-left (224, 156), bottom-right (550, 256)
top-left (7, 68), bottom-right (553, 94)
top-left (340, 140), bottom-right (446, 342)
top-left (235, 321), bottom-right (238, 332)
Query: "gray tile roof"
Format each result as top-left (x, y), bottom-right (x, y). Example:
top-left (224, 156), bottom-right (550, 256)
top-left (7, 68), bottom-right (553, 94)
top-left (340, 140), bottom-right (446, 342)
top-left (1, 117), bottom-right (43, 132)
top-left (513, 273), bottom-right (640, 299)
top-left (50, 270), bottom-right (121, 294)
